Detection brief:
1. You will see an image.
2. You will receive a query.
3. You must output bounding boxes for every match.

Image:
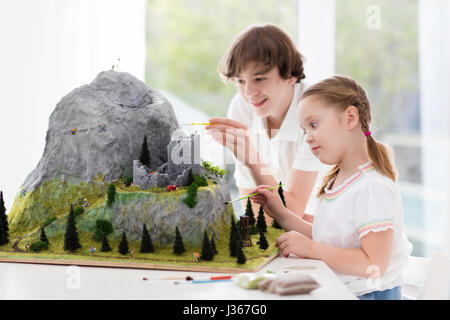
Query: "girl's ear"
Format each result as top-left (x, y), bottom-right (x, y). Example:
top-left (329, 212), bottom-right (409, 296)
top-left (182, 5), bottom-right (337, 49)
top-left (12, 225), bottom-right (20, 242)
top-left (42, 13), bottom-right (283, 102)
top-left (345, 105), bottom-right (360, 130)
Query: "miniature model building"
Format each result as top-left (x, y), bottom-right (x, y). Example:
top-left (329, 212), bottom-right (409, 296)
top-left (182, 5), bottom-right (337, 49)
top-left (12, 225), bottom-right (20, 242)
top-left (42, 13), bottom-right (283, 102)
top-left (1, 70), bottom-right (281, 271)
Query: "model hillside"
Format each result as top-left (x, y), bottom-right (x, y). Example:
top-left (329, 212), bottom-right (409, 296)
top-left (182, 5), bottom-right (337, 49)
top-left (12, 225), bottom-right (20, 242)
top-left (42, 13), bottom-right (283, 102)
top-left (6, 70), bottom-right (232, 247)
top-left (1, 70), bottom-right (283, 270)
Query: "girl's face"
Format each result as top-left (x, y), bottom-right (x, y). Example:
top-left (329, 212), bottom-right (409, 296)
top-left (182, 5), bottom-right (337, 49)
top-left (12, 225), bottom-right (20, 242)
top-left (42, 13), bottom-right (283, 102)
top-left (234, 62), bottom-right (297, 119)
top-left (298, 96), bottom-right (348, 165)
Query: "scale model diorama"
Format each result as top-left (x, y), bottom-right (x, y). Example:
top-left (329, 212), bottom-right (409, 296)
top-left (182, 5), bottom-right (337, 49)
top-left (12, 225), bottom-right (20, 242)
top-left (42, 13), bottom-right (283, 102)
top-left (0, 70), bottom-right (283, 272)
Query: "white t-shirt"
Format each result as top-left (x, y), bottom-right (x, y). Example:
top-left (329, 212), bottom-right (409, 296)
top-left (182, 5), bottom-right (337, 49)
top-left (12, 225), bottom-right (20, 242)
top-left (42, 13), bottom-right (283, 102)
top-left (312, 161), bottom-right (413, 296)
top-left (227, 82), bottom-right (327, 213)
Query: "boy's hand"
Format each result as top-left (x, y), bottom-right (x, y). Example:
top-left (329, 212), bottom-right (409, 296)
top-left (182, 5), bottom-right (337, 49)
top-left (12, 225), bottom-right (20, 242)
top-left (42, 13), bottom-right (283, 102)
top-left (276, 231), bottom-right (315, 258)
top-left (250, 185), bottom-right (285, 220)
top-left (205, 118), bottom-right (258, 166)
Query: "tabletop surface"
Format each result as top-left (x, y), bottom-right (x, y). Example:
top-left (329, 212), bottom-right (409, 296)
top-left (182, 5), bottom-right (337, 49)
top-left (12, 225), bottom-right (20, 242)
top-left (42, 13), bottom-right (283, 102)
top-left (0, 255), bottom-right (357, 300)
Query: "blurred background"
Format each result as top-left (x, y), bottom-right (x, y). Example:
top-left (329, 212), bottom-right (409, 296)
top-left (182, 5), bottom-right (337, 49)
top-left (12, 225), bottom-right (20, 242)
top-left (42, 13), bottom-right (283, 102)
top-left (0, 0), bottom-right (449, 258)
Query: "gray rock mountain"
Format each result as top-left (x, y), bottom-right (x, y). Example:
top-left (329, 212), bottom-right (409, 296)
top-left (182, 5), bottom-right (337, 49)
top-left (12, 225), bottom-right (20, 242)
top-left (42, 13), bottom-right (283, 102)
top-left (22, 70), bottom-right (179, 192)
top-left (9, 70), bottom-right (233, 245)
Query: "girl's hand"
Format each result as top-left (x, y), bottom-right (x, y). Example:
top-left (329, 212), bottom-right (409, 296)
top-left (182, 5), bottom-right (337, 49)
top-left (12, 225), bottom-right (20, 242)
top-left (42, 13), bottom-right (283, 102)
top-left (276, 231), bottom-right (315, 258)
top-left (205, 118), bottom-right (258, 165)
top-left (250, 185), bottom-right (285, 220)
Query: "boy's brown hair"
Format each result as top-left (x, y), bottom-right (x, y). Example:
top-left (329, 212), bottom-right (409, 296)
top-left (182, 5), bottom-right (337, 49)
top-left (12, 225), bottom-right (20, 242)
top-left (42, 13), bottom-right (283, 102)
top-left (218, 24), bottom-right (305, 82)
top-left (300, 76), bottom-right (397, 198)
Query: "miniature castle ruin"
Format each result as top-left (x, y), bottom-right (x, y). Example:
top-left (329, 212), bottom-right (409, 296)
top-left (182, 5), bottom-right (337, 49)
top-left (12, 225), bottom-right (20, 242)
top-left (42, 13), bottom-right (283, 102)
top-left (133, 133), bottom-right (205, 189)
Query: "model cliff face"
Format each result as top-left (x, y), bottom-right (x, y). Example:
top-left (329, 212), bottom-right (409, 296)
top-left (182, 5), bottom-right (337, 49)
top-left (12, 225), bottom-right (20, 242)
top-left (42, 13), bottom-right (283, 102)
top-left (7, 71), bottom-right (232, 246)
top-left (23, 70), bottom-right (178, 192)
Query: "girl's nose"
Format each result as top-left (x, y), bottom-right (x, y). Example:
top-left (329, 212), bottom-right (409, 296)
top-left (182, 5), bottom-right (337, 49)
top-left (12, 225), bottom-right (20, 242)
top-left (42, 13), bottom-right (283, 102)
top-left (305, 132), bottom-right (314, 144)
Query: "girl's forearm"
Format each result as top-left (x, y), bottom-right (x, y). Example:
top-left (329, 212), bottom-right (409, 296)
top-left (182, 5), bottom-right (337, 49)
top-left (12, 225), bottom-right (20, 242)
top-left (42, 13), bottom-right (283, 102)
top-left (276, 207), bottom-right (313, 239)
top-left (311, 242), bottom-right (385, 278)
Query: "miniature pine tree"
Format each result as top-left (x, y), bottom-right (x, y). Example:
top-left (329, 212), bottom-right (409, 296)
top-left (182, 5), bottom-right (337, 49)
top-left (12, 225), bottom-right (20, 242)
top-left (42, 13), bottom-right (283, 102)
top-left (106, 184), bottom-right (116, 207)
top-left (0, 191), bottom-right (9, 245)
top-left (183, 182), bottom-right (198, 208)
top-left (187, 168), bottom-right (194, 186)
top-left (245, 198), bottom-right (256, 226)
top-left (40, 227), bottom-right (49, 244)
top-left (118, 232), bottom-right (129, 255)
top-left (139, 136), bottom-right (151, 168)
top-left (200, 231), bottom-right (214, 261)
top-left (210, 235), bottom-right (218, 255)
top-left (235, 237), bottom-right (247, 264)
top-left (173, 226), bottom-right (185, 255)
top-left (229, 215), bottom-right (241, 257)
top-left (278, 181), bottom-right (287, 206)
top-left (258, 230), bottom-right (269, 250)
top-left (272, 182), bottom-right (285, 229)
top-left (101, 234), bottom-right (112, 252)
top-left (140, 223), bottom-right (154, 253)
top-left (256, 205), bottom-right (267, 233)
top-left (272, 219), bottom-right (282, 229)
top-left (64, 204), bottom-right (81, 251)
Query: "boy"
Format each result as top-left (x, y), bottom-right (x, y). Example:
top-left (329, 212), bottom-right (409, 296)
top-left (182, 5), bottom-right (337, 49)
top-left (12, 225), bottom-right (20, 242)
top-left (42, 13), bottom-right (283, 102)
top-left (206, 24), bottom-right (324, 222)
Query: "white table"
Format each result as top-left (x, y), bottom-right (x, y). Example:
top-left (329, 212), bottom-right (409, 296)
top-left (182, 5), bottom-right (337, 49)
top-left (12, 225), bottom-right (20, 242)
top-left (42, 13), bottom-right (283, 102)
top-left (0, 256), bottom-right (356, 300)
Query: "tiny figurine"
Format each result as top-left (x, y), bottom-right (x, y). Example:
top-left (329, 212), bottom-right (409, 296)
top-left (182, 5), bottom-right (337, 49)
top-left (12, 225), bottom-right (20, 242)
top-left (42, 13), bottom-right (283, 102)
top-left (71, 128), bottom-right (77, 135)
top-left (193, 252), bottom-right (199, 263)
top-left (98, 123), bottom-right (106, 132)
top-left (82, 198), bottom-right (89, 207)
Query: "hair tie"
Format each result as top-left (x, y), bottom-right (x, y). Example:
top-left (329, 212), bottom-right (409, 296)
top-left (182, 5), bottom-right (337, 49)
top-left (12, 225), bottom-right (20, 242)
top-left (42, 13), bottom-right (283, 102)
top-left (364, 131), bottom-right (372, 137)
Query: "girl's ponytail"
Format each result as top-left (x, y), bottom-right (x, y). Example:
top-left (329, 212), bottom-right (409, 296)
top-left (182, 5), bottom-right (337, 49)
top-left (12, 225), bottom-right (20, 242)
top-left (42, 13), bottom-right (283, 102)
top-left (366, 135), bottom-right (397, 182)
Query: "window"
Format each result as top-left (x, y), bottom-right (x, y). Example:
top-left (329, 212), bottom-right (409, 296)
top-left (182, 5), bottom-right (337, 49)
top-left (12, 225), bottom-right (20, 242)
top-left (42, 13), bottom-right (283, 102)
top-left (146, 0), bottom-right (298, 117)
top-left (335, 0), bottom-right (448, 258)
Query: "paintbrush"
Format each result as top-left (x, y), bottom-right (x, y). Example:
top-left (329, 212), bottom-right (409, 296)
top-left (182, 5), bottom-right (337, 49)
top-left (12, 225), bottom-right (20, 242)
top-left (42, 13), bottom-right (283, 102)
top-left (180, 122), bottom-right (212, 126)
top-left (225, 184), bottom-right (283, 205)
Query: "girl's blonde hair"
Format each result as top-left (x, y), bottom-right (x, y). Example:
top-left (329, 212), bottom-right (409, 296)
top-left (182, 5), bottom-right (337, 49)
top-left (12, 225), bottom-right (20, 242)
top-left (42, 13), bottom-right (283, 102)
top-left (300, 76), bottom-right (397, 198)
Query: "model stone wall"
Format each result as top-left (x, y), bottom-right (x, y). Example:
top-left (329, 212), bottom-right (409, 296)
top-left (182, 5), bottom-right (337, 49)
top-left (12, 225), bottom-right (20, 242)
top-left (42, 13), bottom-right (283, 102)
top-left (133, 134), bottom-right (205, 190)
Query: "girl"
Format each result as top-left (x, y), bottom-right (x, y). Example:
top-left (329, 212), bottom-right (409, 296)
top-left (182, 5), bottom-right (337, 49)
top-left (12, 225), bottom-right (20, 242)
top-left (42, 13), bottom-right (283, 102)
top-left (206, 24), bottom-right (325, 222)
top-left (251, 76), bottom-right (412, 299)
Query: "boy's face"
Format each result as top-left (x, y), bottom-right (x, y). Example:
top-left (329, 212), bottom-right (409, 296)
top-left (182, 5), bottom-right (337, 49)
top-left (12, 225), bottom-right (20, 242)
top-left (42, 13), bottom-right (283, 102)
top-left (298, 96), bottom-right (348, 165)
top-left (234, 62), bottom-right (297, 119)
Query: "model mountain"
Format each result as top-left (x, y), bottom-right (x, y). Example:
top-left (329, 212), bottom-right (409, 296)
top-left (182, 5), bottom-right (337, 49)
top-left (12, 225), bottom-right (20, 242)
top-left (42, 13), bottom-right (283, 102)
top-left (23, 70), bottom-right (178, 192)
top-left (7, 71), bottom-right (232, 246)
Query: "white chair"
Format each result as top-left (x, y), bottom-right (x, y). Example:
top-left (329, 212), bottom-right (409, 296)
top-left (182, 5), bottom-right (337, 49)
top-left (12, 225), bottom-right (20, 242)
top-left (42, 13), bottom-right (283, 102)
top-left (417, 252), bottom-right (450, 300)
top-left (402, 252), bottom-right (450, 300)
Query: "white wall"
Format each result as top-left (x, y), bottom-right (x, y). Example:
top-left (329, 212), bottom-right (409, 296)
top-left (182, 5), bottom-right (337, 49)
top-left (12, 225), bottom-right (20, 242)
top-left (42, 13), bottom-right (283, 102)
top-left (0, 0), bottom-right (146, 210)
